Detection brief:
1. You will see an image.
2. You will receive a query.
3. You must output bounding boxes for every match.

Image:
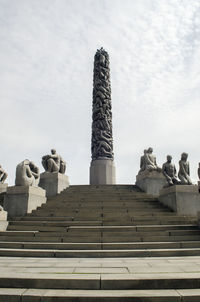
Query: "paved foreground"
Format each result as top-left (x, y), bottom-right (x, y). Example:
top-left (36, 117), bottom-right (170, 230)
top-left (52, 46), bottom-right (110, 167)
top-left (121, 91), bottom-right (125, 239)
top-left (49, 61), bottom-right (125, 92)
top-left (0, 256), bottom-right (200, 300)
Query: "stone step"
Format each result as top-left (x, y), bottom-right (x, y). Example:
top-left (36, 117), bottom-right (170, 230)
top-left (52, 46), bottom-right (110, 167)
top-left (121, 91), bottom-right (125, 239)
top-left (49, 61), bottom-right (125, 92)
top-left (1, 288), bottom-right (200, 301)
top-left (7, 222), bottom-right (197, 231)
top-left (0, 271), bottom-right (200, 289)
top-left (1, 241), bottom-right (200, 250)
top-left (1, 234), bottom-right (200, 243)
top-left (1, 247), bottom-right (200, 257)
top-left (7, 224), bottom-right (200, 236)
top-left (39, 204), bottom-right (165, 209)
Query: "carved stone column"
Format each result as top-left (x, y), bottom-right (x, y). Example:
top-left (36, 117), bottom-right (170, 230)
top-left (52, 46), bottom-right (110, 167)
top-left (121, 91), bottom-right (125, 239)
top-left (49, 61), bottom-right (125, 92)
top-left (90, 48), bottom-right (116, 184)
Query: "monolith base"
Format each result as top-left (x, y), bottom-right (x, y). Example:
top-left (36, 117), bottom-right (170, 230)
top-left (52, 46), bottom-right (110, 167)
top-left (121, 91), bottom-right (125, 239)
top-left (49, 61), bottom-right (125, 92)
top-left (159, 185), bottom-right (200, 216)
top-left (39, 172), bottom-right (69, 197)
top-left (136, 170), bottom-right (167, 196)
top-left (4, 186), bottom-right (46, 217)
top-left (90, 159), bottom-right (116, 185)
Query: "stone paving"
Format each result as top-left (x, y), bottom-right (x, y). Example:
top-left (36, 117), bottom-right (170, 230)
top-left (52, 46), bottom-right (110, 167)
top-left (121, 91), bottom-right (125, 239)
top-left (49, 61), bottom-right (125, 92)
top-left (1, 256), bottom-right (200, 275)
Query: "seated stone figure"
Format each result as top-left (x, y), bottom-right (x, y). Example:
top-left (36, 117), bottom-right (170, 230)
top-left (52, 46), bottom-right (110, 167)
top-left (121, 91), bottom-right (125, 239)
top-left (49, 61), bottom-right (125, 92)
top-left (162, 155), bottom-right (180, 186)
top-left (42, 149), bottom-right (66, 174)
top-left (139, 147), bottom-right (161, 173)
top-left (178, 152), bottom-right (192, 185)
top-left (15, 160), bottom-right (40, 186)
top-left (0, 165), bottom-right (7, 184)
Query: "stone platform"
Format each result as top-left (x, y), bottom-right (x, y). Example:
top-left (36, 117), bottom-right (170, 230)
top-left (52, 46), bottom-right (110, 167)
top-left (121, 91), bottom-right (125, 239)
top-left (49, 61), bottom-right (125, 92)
top-left (136, 170), bottom-right (167, 196)
top-left (0, 206), bottom-right (7, 231)
top-left (39, 172), bottom-right (69, 197)
top-left (4, 186), bottom-right (46, 217)
top-left (0, 183), bottom-right (8, 194)
top-left (90, 159), bottom-right (116, 185)
top-left (1, 185), bottom-right (200, 300)
top-left (159, 185), bottom-right (200, 216)
top-left (1, 256), bottom-right (200, 300)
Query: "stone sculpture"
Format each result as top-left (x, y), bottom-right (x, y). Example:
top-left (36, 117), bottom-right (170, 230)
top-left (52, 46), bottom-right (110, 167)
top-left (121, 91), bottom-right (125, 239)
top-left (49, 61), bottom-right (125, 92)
top-left (0, 165), bottom-right (7, 184)
top-left (15, 160), bottom-right (40, 186)
top-left (162, 155), bottom-right (180, 186)
top-left (198, 163), bottom-right (200, 181)
top-left (42, 149), bottom-right (66, 174)
top-left (178, 152), bottom-right (192, 185)
top-left (139, 147), bottom-right (161, 173)
top-left (91, 47), bottom-right (114, 160)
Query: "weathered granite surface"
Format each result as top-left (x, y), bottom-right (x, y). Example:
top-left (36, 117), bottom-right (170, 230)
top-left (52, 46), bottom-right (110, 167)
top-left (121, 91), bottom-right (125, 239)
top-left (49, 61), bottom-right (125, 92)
top-left (0, 205), bottom-right (8, 231)
top-left (39, 172), bottom-right (69, 197)
top-left (90, 159), bottom-right (116, 185)
top-left (4, 186), bottom-right (46, 217)
top-left (159, 185), bottom-right (200, 216)
top-left (136, 170), bottom-right (167, 196)
top-left (0, 183), bottom-right (8, 194)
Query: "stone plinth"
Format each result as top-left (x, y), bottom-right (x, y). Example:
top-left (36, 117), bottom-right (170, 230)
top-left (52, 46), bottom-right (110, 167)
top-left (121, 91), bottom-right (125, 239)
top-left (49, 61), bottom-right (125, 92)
top-left (0, 183), bottom-right (8, 194)
top-left (159, 185), bottom-right (200, 216)
top-left (136, 171), bottom-right (167, 196)
top-left (90, 159), bottom-right (116, 185)
top-left (0, 207), bottom-right (8, 231)
top-left (4, 186), bottom-right (46, 217)
top-left (39, 172), bottom-right (69, 197)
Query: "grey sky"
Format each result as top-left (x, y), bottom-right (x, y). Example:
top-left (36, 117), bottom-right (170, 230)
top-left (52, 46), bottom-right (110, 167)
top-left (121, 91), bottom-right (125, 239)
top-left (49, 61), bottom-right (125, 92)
top-left (0, 0), bottom-right (200, 185)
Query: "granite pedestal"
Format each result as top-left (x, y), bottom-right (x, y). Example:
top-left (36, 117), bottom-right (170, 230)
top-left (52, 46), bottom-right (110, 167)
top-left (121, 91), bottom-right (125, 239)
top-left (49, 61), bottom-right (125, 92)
top-left (4, 186), bottom-right (46, 217)
top-left (0, 207), bottom-right (8, 231)
top-left (159, 185), bottom-right (200, 216)
top-left (136, 170), bottom-right (167, 196)
top-left (0, 183), bottom-right (8, 194)
top-left (39, 172), bottom-right (69, 197)
top-left (90, 159), bottom-right (116, 185)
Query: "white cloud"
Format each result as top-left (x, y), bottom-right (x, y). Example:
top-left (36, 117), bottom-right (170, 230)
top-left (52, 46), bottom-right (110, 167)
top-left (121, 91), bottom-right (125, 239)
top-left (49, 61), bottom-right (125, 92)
top-left (0, 0), bottom-right (200, 185)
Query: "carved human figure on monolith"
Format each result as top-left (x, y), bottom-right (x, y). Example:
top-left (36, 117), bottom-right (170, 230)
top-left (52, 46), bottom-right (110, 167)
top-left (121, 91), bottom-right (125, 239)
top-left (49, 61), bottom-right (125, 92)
top-left (42, 149), bottom-right (66, 174)
top-left (15, 160), bottom-right (40, 186)
top-left (91, 47), bottom-right (113, 161)
top-left (162, 155), bottom-right (180, 186)
top-left (178, 152), bottom-right (192, 185)
top-left (0, 165), bottom-right (7, 184)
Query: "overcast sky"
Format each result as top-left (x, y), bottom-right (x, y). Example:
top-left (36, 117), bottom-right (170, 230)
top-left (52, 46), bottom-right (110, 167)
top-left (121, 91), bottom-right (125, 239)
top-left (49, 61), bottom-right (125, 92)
top-left (0, 0), bottom-right (200, 185)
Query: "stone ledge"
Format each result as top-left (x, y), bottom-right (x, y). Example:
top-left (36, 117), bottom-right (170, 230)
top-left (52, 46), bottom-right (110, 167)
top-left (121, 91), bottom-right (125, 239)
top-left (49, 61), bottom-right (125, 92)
top-left (39, 172), bottom-right (70, 197)
top-left (160, 185), bottom-right (199, 195)
top-left (159, 185), bottom-right (200, 216)
top-left (7, 185), bottom-right (46, 197)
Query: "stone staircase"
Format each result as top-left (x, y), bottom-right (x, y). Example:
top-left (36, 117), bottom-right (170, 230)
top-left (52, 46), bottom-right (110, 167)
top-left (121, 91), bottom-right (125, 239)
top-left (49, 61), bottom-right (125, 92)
top-left (1, 184), bottom-right (200, 301)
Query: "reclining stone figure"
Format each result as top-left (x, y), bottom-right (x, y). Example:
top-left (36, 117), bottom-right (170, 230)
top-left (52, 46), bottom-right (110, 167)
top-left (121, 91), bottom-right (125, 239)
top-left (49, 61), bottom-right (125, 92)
top-left (178, 152), bottom-right (192, 185)
top-left (42, 149), bottom-right (66, 174)
top-left (15, 160), bottom-right (40, 186)
top-left (0, 165), bottom-right (7, 184)
top-left (162, 155), bottom-right (180, 186)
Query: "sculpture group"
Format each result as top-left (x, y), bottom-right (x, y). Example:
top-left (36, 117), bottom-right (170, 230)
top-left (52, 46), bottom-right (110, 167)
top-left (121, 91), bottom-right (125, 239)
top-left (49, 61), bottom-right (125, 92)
top-left (0, 149), bottom-right (67, 188)
top-left (139, 148), bottom-right (195, 186)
